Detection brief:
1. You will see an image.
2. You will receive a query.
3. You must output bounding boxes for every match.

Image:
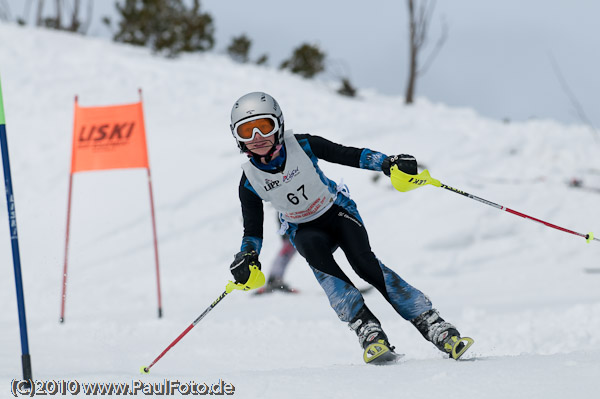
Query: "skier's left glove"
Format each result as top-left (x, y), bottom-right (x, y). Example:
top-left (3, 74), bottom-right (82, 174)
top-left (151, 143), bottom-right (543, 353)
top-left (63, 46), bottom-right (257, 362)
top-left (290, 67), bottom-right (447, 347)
top-left (230, 250), bottom-right (261, 284)
top-left (382, 154), bottom-right (417, 176)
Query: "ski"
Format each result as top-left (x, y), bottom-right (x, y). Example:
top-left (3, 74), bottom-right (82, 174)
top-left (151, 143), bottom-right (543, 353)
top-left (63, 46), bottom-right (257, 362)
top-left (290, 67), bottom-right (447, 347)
top-left (367, 351), bottom-right (405, 365)
top-left (366, 336), bottom-right (475, 365)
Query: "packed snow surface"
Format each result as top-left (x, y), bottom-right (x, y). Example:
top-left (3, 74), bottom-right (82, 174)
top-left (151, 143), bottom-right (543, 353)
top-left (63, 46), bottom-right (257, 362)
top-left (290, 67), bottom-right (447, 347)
top-left (1, 23), bottom-right (599, 398)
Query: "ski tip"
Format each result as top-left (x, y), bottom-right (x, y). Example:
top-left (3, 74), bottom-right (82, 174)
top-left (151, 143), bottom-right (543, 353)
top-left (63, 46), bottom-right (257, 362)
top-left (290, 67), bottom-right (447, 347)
top-left (451, 337), bottom-right (474, 360)
top-left (363, 341), bottom-right (404, 365)
top-left (140, 366), bottom-right (150, 374)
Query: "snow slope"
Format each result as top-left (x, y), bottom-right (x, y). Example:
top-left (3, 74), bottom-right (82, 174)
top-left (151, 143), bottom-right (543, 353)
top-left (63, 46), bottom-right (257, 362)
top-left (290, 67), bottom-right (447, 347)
top-left (1, 23), bottom-right (599, 398)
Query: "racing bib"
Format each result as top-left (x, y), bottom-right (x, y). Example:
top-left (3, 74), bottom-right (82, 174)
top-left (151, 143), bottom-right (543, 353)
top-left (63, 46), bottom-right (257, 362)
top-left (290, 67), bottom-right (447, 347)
top-left (242, 130), bottom-right (335, 223)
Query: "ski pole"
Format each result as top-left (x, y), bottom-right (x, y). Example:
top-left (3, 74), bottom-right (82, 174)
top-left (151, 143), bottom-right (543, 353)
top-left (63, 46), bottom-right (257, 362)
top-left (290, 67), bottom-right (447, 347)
top-left (1, 75), bottom-right (33, 386)
top-left (140, 289), bottom-right (229, 374)
top-left (141, 265), bottom-right (265, 374)
top-left (389, 166), bottom-right (599, 243)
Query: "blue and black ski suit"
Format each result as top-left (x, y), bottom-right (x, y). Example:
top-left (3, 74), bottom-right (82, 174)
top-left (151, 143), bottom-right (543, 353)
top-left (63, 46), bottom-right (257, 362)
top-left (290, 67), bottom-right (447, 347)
top-left (238, 131), bottom-right (432, 323)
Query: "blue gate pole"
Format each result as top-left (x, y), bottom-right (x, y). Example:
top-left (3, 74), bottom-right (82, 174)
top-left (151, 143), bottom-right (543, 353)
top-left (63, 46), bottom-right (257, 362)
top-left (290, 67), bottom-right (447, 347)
top-left (0, 75), bottom-right (33, 385)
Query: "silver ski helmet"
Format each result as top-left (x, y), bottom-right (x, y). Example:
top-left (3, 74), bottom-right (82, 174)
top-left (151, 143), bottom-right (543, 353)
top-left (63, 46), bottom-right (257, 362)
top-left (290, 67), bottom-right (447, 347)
top-left (230, 92), bottom-right (284, 152)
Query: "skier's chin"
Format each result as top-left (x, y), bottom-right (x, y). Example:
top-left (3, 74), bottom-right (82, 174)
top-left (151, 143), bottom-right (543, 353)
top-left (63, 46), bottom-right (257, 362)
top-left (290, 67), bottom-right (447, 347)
top-left (248, 144), bottom-right (272, 156)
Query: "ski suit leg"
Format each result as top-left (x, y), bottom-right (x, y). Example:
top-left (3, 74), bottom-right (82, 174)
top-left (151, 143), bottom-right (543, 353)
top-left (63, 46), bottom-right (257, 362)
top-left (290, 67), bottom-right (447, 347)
top-left (268, 237), bottom-right (296, 282)
top-left (334, 207), bottom-right (432, 321)
top-left (293, 224), bottom-right (365, 322)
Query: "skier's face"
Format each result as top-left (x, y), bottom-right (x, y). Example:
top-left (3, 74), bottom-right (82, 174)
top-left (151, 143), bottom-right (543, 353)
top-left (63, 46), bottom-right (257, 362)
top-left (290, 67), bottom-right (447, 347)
top-left (233, 115), bottom-right (279, 156)
top-left (246, 133), bottom-right (276, 156)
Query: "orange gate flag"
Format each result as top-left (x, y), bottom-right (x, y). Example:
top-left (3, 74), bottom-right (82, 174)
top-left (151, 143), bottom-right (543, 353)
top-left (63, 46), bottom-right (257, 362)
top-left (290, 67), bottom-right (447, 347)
top-left (71, 98), bottom-right (149, 173)
top-left (61, 93), bottom-right (163, 323)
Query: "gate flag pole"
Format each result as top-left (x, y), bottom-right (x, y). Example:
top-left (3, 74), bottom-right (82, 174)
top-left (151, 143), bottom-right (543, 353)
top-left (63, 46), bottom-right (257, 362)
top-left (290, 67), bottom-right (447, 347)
top-left (60, 96), bottom-right (77, 324)
top-left (138, 88), bottom-right (163, 318)
top-left (0, 75), bottom-right (33, 384)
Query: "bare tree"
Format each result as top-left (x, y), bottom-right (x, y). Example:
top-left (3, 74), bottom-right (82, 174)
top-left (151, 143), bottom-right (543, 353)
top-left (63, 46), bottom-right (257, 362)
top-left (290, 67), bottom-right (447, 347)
top-left (79, 0), bottom-right (94, 34)
top-left (69, 0), bottom-right (79, 31)
top-left (405, 0), bottom-right (448, 104)
top-left (54, 0), bottom-right (62, 27)
top-left (17, 0), bottom-right (33, 25)
top-left (548, 52), bottom-right (599, 143)
top-left (23, 0), bottom-right (92, 33)
top-left (36, 0), bottom-right (44, 26)
top-left (0, 0), bottom-right (11, 21)
top-left (65, 0), bottom-right (91, 32)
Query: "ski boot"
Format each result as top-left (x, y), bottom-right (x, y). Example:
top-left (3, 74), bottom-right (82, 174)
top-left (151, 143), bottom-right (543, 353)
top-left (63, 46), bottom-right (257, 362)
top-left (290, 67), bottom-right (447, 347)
top-left (411, 309), bottom-right (474, 360)
top-left (349, 307), bottom-right (402, 365)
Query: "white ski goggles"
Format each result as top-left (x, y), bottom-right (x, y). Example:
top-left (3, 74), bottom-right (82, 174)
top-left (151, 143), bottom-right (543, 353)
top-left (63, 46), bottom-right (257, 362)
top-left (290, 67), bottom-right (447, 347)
top-left (232, 115), bottom-right (280, 142)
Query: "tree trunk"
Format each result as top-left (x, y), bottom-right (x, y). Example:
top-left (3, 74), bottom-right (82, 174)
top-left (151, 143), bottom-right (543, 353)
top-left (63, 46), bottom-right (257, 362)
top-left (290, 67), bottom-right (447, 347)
top-left (405, 46), bottom-right (417, 104)
top-left (78, 0), bottom-right (93, 34)
top-left (405, 0), bottom-right (417, 104)
top-left (35, 0), bottom-right (44, 26)
top-left (55, 0), bottom-right (61, 28)
top-left (69, 0), bottom-right (80, 31)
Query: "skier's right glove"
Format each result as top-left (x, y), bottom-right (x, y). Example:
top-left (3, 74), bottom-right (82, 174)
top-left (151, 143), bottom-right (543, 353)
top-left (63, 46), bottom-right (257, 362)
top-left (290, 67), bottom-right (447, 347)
top-left (230, 250), bottom-right (261, 284)
top-left (381, 154), bottom-right (418, 176)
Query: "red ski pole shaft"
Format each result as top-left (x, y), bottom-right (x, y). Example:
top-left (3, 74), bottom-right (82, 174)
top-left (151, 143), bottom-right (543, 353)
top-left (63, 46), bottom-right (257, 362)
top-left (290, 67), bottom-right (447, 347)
top-left (439, 182), bottom-right (599, 243)
top-left (142, 290), bottom-right (229, 374)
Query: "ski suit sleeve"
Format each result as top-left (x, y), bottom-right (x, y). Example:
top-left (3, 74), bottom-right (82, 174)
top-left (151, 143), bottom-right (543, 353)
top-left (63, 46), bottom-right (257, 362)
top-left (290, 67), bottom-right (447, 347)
top-left (239, 173), bottom-right (264, 254)
top-left (296, 133), bottom-right (388, 171)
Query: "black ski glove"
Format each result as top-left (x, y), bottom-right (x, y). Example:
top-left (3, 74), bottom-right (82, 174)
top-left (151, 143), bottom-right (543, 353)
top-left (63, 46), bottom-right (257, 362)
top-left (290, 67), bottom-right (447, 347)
top-left (381, 154), bottom-right (418, 176)
top-left (230, 250), bottom-right (261, 284)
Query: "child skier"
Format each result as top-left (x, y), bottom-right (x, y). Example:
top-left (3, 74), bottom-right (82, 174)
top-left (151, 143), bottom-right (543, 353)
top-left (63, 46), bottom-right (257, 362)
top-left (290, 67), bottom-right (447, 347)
top-left (228, 92), bottom-right (473, 364)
